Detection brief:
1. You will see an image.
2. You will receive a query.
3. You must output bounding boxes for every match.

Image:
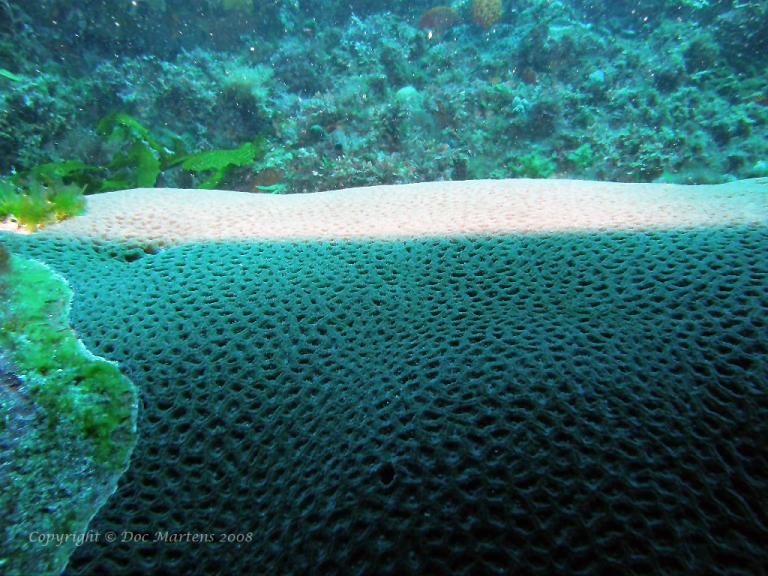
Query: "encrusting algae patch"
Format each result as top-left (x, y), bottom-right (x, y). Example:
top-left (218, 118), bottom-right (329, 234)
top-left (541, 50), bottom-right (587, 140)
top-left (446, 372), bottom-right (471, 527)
top-left (0, 247), bottom-right (138, 576)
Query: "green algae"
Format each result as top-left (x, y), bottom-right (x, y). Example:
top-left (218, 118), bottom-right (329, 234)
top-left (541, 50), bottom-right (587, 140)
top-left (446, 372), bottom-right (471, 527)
top-left (0, 178), bottom-right (86, 232)
top-left (0, 251), bottom-right (138, 576)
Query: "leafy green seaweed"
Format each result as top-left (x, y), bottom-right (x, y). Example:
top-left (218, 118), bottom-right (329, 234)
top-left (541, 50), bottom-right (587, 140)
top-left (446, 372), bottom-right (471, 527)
top-left (512, 153), bottom-right (557, 178)
top-left (1, 178), bottom-right (85, 231)
top-left (1, 113), bottom-right (274, 218)
top-left (565, 144), bottom-right (594, 172)
top-left (0, 68), bottom-right (22, 82)
top-left (97, 113), bottom-right (172, 190)
top-left (26, 160), bottom-right (103, 191)
top-left (175, 137), bottom-right (266, 188)
top-left (97, 112), bottom-right (165, 154)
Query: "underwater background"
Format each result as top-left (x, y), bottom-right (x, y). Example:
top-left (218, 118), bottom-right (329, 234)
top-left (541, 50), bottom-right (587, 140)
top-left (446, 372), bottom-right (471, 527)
top-left (1, 1), bottom-right (768, 576)
top-left (0, 0), bottom-right (767, 194)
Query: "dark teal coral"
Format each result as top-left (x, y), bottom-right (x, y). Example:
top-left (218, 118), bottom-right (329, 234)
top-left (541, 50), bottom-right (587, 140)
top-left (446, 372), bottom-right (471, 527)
top-left (3, 226), bottom-right (767, 575)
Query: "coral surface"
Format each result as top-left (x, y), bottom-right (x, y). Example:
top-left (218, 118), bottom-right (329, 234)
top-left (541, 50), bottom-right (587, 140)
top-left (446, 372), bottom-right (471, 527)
top-left (1, 179), bottom-right (765, 575)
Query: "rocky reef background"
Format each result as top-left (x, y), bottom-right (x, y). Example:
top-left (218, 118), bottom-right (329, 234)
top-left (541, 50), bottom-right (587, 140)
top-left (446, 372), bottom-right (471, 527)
top-left (0, 0), bottom-right (766, 193)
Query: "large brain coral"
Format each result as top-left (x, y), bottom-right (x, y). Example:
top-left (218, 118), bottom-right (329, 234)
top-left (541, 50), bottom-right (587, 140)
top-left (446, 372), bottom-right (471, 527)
top-left (2, 178), bottom-right (767, 576)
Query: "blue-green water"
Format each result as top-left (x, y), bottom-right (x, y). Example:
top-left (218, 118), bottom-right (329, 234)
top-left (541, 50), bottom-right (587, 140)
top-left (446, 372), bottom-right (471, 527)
top-left (1, 1), bottom-right (767, 575)
top-left (0, 0), bottom-right (767, 193)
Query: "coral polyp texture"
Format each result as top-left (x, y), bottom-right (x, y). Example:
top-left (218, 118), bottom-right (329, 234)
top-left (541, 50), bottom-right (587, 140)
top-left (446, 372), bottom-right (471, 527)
top-left (471, 0), bottom-right (502, 30)
top-left (0, 254), bottom-right (138, 576)
top-left (1, 178), bottom-right (767, 575)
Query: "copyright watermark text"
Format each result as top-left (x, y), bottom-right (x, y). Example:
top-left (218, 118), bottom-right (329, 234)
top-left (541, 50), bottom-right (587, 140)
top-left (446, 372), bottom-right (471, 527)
top-left (29, 530), bottom-right (253, 546)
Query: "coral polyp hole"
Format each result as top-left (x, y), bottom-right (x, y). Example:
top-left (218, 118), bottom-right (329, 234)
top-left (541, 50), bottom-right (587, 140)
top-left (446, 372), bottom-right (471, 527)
top-left (378, 462), bottom-right (395, 485)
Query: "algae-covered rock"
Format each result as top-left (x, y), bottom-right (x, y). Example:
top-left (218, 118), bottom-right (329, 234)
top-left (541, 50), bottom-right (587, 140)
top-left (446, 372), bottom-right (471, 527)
top-left (0, 249), bottom-right (138, 576)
